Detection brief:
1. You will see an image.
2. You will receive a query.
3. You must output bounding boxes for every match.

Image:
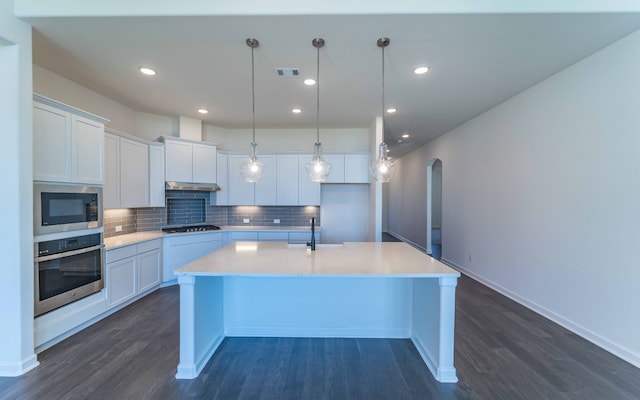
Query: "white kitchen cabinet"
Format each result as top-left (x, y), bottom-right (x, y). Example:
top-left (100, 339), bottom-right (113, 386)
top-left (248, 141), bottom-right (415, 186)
top-left (215, 152), bottom-right (228, 205)
top-left (33, 95), bottom-right (108, 184)
top-left (318, 153), bottom-right (369, 184)
top-left (227, 154), bottom-right (255, 205)
top-left (298, 155), bottom-right (321, 205)
top-left (277, 155), bottom-right (299, 205)
top-left (345, 154), bottom-right (370, 183)
top-left (288, 231), bottom-right (321, 244)
top-left (162, 232), bottom-right (223, 284)
top-left (164, 137), bottom-right (217, 184)
top-left (104, 132), bottom-right (120, 209)
top-left (149, 143), bottom-right (165, 207)
top-left (105, 246), bottom-right (137, 309)
top-left (257, 231), bottom-right (289, 242)
top-left (192, 142), bottom-right (217, 183)
top-left (105, 239), bottom-right (162, 309)
top-left (255, 155), bottom-right (277, 205)
top-left (137, 239), bottom-right (162, 293)
top-left (120, 137), bottom-right (149, 207)
top-left (322, 154), bottom-right (345, 183)
top-left (104, 129), bottom-right (153, 209)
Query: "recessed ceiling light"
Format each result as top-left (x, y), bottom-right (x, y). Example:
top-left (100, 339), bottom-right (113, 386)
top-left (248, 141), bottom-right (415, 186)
top-left (304, 79), bottom-right (316, 86)
top-left (414, 66), bottom-right (430, 75)
top-left (197, 108), bottom-right (209, 114)
top-left (292, 108), bottom-right (302, 114)
top-left (386, 107), bottom-right (397, 114)
top-left (386, 149), bottom-right (390, 153)
top-left (139, 67), bottom-right (156, 76)
top-left (402, 133), bottom-right (410, 138)
top-left (397, 139), bottom-right (403, 143)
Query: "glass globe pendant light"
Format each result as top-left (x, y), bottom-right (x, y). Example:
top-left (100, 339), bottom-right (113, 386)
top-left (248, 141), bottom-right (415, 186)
top-left (305, 38), bottom-right (331, 182)
top-left (240, 38), bottom-right (265, 182)
top-left (370, 37), bottom-right (396, 183)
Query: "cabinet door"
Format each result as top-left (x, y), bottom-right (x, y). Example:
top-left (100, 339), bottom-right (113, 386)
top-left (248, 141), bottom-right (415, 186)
top-left (149, 144), bottom-right (166, 207)
top-left (72, 115), bottom-right (104, 184)
top-left (216, 152), bottom-right (228, 205)
top-left (277, 155), bottom-right (299, 205)
top-left (192, 143), bottom-right (217, 183)
top-left (106, 256), bottom-right (136, 309)
top-left (298, 155), bottom-right (321, 205)
top-left (103, 133), bottom-right (120, 209)
top-left (228, 155), bottom-right (255, 205)
top-left (345, 154), bottom-right (370, 183)
top-left (162, 233), bottom-right (222, 282)
top-left (137, 248), bottom-right (161, 293)
top-left (255, 155), bottom-right (277, 205)
top-left (120, 138), bottom-right (149, 207)
top-left (165, 140), bottom-right (193, 182)
top-left (33, 102), bottom-right (72, 182)
top-left (322, 154), bottom-right (345, 183)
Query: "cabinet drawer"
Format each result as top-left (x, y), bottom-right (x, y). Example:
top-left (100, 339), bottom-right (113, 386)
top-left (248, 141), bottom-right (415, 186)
top-left (138, 238), bottom-right (162, 253)
top-left (229, 232), bottom-right (258, 241)
top-left (105, 245), bottom-right (137, 263)
top-left (258, 232), bottom-right (289, 241)
top-left (288, 231), bottom-right (313, 244)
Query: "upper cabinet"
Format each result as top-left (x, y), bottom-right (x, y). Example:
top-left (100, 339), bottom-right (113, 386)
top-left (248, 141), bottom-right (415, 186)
top-left (163, 137), bottom-right (217, 184)
top-left (104, 129), bottom-right (165, 209)
top-left (321, 153), bottom-right (370, 184)
top-left (33, 94), bottom-right (108, 184)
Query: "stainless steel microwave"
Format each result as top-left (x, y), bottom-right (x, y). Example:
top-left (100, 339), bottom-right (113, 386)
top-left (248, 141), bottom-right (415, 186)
top-left (34, 183), bottom-right (103, 235)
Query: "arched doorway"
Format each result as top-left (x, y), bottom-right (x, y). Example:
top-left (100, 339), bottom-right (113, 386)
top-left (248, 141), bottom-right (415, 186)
top-left (426, 159), bottom-right (442, 259)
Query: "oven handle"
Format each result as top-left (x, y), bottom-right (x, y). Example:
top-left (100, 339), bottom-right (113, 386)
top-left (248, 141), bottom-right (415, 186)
top-left (35, 244), bottom-right (103, 262)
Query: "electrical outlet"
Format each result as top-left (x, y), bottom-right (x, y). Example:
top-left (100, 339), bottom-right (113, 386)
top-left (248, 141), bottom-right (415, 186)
top-left (115, 225), bottom-right (123, 232)
top-left (243, 218), bottom-right (250, 224)
top-left (274, 219), bottom-right (280, 224)
top-left (468, 254), bottom-right (472, 262)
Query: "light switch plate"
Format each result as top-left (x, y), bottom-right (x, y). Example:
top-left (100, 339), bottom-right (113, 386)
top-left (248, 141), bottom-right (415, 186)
top-left (274, 219), bottom-right (280, 224)
top-left (243, 218), bottom-right (250, 224)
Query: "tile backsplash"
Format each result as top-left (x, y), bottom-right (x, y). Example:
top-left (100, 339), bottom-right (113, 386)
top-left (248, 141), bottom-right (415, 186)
top-left (104, 190), bottom-right (319, 238)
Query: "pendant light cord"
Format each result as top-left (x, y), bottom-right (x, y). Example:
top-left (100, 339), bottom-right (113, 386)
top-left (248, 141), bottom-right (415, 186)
top-left (251, 43), bottom-right (256, 145)
top-left (316, 42), bottom-right (320, 144)
top-left (381, 39), bottom-right (386, 146)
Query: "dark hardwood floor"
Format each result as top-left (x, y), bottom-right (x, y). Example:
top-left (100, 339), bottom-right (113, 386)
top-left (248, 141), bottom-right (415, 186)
top-left (2, 268), bottom-right (639, 399)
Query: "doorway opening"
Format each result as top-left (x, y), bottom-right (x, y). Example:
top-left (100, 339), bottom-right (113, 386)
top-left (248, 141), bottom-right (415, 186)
top-left (426, 159), bottom-right (442, 260)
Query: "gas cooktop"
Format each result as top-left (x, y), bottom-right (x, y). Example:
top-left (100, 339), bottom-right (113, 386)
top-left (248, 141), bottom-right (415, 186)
top-left (162, 224), bottom-right (221, 233)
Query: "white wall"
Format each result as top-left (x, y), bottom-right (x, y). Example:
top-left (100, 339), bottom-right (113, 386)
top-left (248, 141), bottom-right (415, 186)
top-left (33, 64), bottom-right (138, 133)
top-left (388, 30), bottom-right (640, 367)
top-left (204, 125), bottom-right (369, 152)
top-left (0, 0), bottom-right (39, 376)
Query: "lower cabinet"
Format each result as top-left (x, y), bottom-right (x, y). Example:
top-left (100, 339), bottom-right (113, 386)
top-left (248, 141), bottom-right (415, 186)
top-left (105, 239), bottom-right (161, 309)
top-left (162, 232), bottom-right (223, 283)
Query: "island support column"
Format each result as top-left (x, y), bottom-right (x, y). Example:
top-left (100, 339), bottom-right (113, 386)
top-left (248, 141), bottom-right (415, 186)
top-left (411, 276), bottom-right (458, 383)
top-left (175, 275), bottom-right (225, 379)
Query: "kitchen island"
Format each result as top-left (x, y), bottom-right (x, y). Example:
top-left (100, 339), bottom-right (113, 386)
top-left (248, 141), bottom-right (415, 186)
top-left (174, 241), bottom-right (461, 383)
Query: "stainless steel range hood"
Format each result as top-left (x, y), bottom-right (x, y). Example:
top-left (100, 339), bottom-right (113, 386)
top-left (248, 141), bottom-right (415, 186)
top-left (165, 181), bottom-right (221, 192)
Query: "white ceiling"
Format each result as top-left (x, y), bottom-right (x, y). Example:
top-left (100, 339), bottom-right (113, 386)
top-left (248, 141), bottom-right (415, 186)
top-left (27, 13), bottom-right (640, 156)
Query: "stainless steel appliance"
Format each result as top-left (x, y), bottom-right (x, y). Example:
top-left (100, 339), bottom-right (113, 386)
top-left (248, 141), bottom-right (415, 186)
top-left (161, 224), bottom-right (221, 233)
top-left (34, 232), bottom-right (104, 316)
top-left (34, 183), bottom-right (102, 236)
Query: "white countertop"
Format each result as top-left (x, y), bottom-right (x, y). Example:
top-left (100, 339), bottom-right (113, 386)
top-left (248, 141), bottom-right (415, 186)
top-left (103, 226), bottom-right (318, 250)
top-left (175, 241), bottom-right (460, 278)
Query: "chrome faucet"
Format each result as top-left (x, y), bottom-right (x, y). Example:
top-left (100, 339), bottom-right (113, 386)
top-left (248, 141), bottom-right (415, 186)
top-left (307, 217), bottom-right (316, 251)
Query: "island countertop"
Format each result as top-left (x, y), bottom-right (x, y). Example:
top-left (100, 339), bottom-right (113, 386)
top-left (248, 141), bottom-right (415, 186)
top-left (174, 241), bottom-right (460, 277)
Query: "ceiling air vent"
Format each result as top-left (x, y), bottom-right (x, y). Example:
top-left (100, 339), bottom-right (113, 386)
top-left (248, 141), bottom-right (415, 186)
top-left (275, 67), bottom-right (300, 77)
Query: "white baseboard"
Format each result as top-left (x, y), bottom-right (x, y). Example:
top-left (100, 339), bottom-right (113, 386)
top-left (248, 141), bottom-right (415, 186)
top-left (442, 257), bottom-right (640, 369)
top-left (225, 327), bottom-right (411, 338)
top-left (0, 355), bottom-right (39, 377)
top-left (411, 335), bottom-right (458, 383)
top-left (176, 333), bottom-right (225, 379)
top-left (384, 231), bottom-right (428, 253)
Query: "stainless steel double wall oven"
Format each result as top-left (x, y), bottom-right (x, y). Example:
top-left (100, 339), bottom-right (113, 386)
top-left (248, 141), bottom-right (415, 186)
top-left (34, 183), bottom-right (104, 316)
